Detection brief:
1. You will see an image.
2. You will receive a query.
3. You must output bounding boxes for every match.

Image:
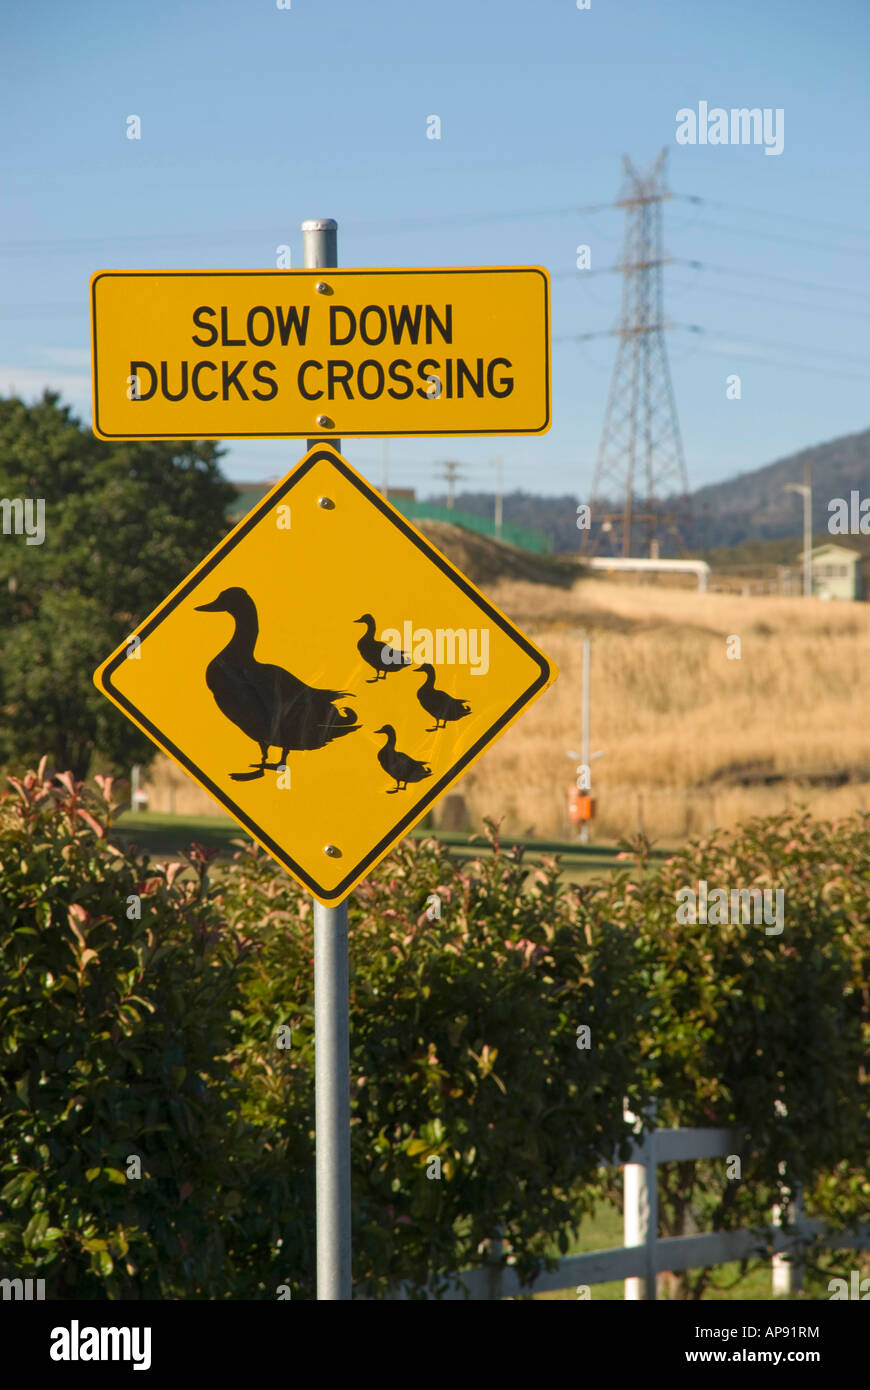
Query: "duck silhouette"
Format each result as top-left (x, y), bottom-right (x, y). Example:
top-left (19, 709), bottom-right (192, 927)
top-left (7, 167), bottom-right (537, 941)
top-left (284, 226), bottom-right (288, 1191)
top-left (355, 613), bottom-right (410, 682)
top-left (196, 587), bottom-right (359, 781)
top-left (414, 663), bottom-right (471, 732)
top-left (373, 724), bottom-right (432, 794)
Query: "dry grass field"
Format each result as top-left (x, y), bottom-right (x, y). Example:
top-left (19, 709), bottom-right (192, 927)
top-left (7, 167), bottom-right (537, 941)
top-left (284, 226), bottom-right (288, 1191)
top-left (143, 570), bottom-right (870, 846)
top-left (461, 577), bottom-right (870, 843)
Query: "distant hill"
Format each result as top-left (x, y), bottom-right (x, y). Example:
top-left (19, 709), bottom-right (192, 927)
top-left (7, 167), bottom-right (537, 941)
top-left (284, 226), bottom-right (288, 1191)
top-left (227, 425), bottom-right (870, 557)
top-left (689, 426), bottom-right (870, 549)
top-left (413, 521), bottom-right (581, 589)
top-left (423, 490), bottom-right (583, 553)
top-left (425, 425), bottom-right (870, 553)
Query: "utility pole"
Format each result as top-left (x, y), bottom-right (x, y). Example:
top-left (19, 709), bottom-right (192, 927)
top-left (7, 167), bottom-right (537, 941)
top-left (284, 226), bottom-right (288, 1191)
top-left (585, 150), bottom-right (691, 558)
top-left (784, 464), bottom-right (813, 597)
top-left (803, 462), bottom-right (813, 598)
top-left (381, 439), bottom-right (389, 500)
top-left (493, 456), bottom-right (503, 539)
top-left (438, 460), bottom-right (464, 509)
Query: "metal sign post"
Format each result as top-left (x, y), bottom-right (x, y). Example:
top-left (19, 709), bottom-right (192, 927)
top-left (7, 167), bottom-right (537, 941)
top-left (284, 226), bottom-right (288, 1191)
top-left (312, 896), bottom-right (351, 1299)
top-left (304, 217), bottom-right (352, 1301)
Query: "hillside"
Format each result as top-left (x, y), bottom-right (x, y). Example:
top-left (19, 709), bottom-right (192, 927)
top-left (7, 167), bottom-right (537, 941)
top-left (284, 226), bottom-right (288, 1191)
top-left (413, 520), bottom-right (581, 589)
top-left (690, 426), bottom-right (870, 549)
top-left (424, 425), bottom-right (870, 553)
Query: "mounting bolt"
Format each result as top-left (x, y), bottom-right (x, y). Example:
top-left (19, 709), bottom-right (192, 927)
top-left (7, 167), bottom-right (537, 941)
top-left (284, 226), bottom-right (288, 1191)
top-left (315, 282), bottom-right (331, 294)
top-left (324, 844), bottom-right (341, 857)
top-left (316, 414), bottom-right (333, 428)
top-left (318, 496), bottom-right (335, 509)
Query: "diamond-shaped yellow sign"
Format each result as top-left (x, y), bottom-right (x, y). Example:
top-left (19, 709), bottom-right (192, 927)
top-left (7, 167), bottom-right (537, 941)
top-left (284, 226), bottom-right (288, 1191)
top-left (94, 446), bottom-right (557, 904)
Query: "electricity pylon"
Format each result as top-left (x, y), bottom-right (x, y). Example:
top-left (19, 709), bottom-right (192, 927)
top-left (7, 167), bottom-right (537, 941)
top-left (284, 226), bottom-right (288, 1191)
top-left (584, 150), bottom-right (691, 557)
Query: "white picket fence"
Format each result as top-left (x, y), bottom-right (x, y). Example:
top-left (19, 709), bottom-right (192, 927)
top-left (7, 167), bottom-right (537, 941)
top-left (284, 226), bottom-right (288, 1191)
top-left (386, 1112), bottom-right (870, 1300)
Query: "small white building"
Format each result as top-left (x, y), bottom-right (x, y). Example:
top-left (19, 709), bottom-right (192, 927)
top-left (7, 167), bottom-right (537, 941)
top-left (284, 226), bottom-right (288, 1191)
top-left (806, 543), bottom-right (862, 600)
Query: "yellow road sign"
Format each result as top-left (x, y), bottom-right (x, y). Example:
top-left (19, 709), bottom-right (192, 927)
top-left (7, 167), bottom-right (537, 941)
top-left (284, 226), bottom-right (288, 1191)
top-left (90, 267), bottom-right (550, 440)
top-left (93, 446), bottom-right (557, 904)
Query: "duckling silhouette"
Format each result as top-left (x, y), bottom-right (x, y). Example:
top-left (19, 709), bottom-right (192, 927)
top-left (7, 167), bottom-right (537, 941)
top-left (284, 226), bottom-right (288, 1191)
top-left (373, 724), bottom-right (432, 794)
top-left (414, 663), bottom-right (471, 732)
top-left (196, 587), bottom-right (358, 781)
top-left (355, 613), bottom-right (410, 682)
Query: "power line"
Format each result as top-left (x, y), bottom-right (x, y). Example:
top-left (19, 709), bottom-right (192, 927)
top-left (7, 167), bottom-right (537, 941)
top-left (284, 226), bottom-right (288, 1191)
top-left (345, 202), bottom-right (621, 233)
top-left (7, 241), bottom-right (852, 314)
top-left (681, 218), bottom-right (870, 260)
top-left (557, 258), bottom-right (870, 301)
top-left (0, 201), bottom-right (625, 257)
top-left (0, 303), bottom-right (86, 316)
top-left (695, 326), bottom-right (870, 367)
top-left (555, 322), bottom-right (702, 342)
top-left (2, 190), bottom-right (865, 258)
top-left (676, 258), bottom-right (870, 300)
top-left (557, 321), bottom-right (870, 368)
top-left (672, 193), bottom-right (870, 242)
top-left (558, 327), bottom-right (870, 383)
top-left (665, 275), bottom-right (870, 322)
top-left (689, 345), bottom-right (869, 384)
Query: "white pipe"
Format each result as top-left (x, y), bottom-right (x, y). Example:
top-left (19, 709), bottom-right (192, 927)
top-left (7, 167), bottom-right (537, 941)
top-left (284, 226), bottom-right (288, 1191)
top-left (585, 556), bottom-right (711, 593)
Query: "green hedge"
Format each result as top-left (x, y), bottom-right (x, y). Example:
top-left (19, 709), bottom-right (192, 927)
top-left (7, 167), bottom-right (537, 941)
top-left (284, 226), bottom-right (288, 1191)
top-left (594, 822), bottom-right (870, 1297)
top-left (1, 765), bottom-right (868, 1298)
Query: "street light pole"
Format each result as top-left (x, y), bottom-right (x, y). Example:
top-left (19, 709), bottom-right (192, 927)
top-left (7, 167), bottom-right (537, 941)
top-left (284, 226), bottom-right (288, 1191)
top-left (784, 467), bottom-right (813, 598)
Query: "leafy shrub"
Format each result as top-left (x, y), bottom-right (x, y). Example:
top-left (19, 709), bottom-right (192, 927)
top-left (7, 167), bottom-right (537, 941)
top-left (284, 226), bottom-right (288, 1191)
top-left (2, 764), bottom-right (868, 1300)
top-left (592, 815), bottom-right (870, 1298)
top-left (217, 825), bottom-right (644, 1296)
top-left (0, 761), bottom-right (302, 1298)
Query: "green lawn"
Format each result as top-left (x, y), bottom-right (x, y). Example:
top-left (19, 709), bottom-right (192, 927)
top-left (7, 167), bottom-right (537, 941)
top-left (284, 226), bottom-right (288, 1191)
top-left (109, 809), bottom-right (245, 860)
top-left (109, 810), bottom-right (660, 883)
top-left (531, 1201), bottom-right (848, 1301)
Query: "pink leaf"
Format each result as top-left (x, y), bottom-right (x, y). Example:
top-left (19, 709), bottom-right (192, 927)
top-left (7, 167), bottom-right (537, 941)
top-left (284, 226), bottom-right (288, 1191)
top-left (67, 905), bottom-right (88, 950)
top-left (77, 807), bottom-right (105, 838)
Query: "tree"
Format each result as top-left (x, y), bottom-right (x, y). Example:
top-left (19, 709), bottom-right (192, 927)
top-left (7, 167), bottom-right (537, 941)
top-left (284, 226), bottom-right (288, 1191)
top-left (0, 392), bottom-right (235, 778)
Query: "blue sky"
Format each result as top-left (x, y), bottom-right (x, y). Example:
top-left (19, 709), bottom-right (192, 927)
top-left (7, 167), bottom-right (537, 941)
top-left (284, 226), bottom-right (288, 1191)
top-left (2, 0), bottom-right (868, 499)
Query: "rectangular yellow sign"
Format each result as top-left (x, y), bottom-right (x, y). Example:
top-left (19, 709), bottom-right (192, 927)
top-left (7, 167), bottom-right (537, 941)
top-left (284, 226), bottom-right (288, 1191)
top-left (90, 267), bottom-right (550, 440)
